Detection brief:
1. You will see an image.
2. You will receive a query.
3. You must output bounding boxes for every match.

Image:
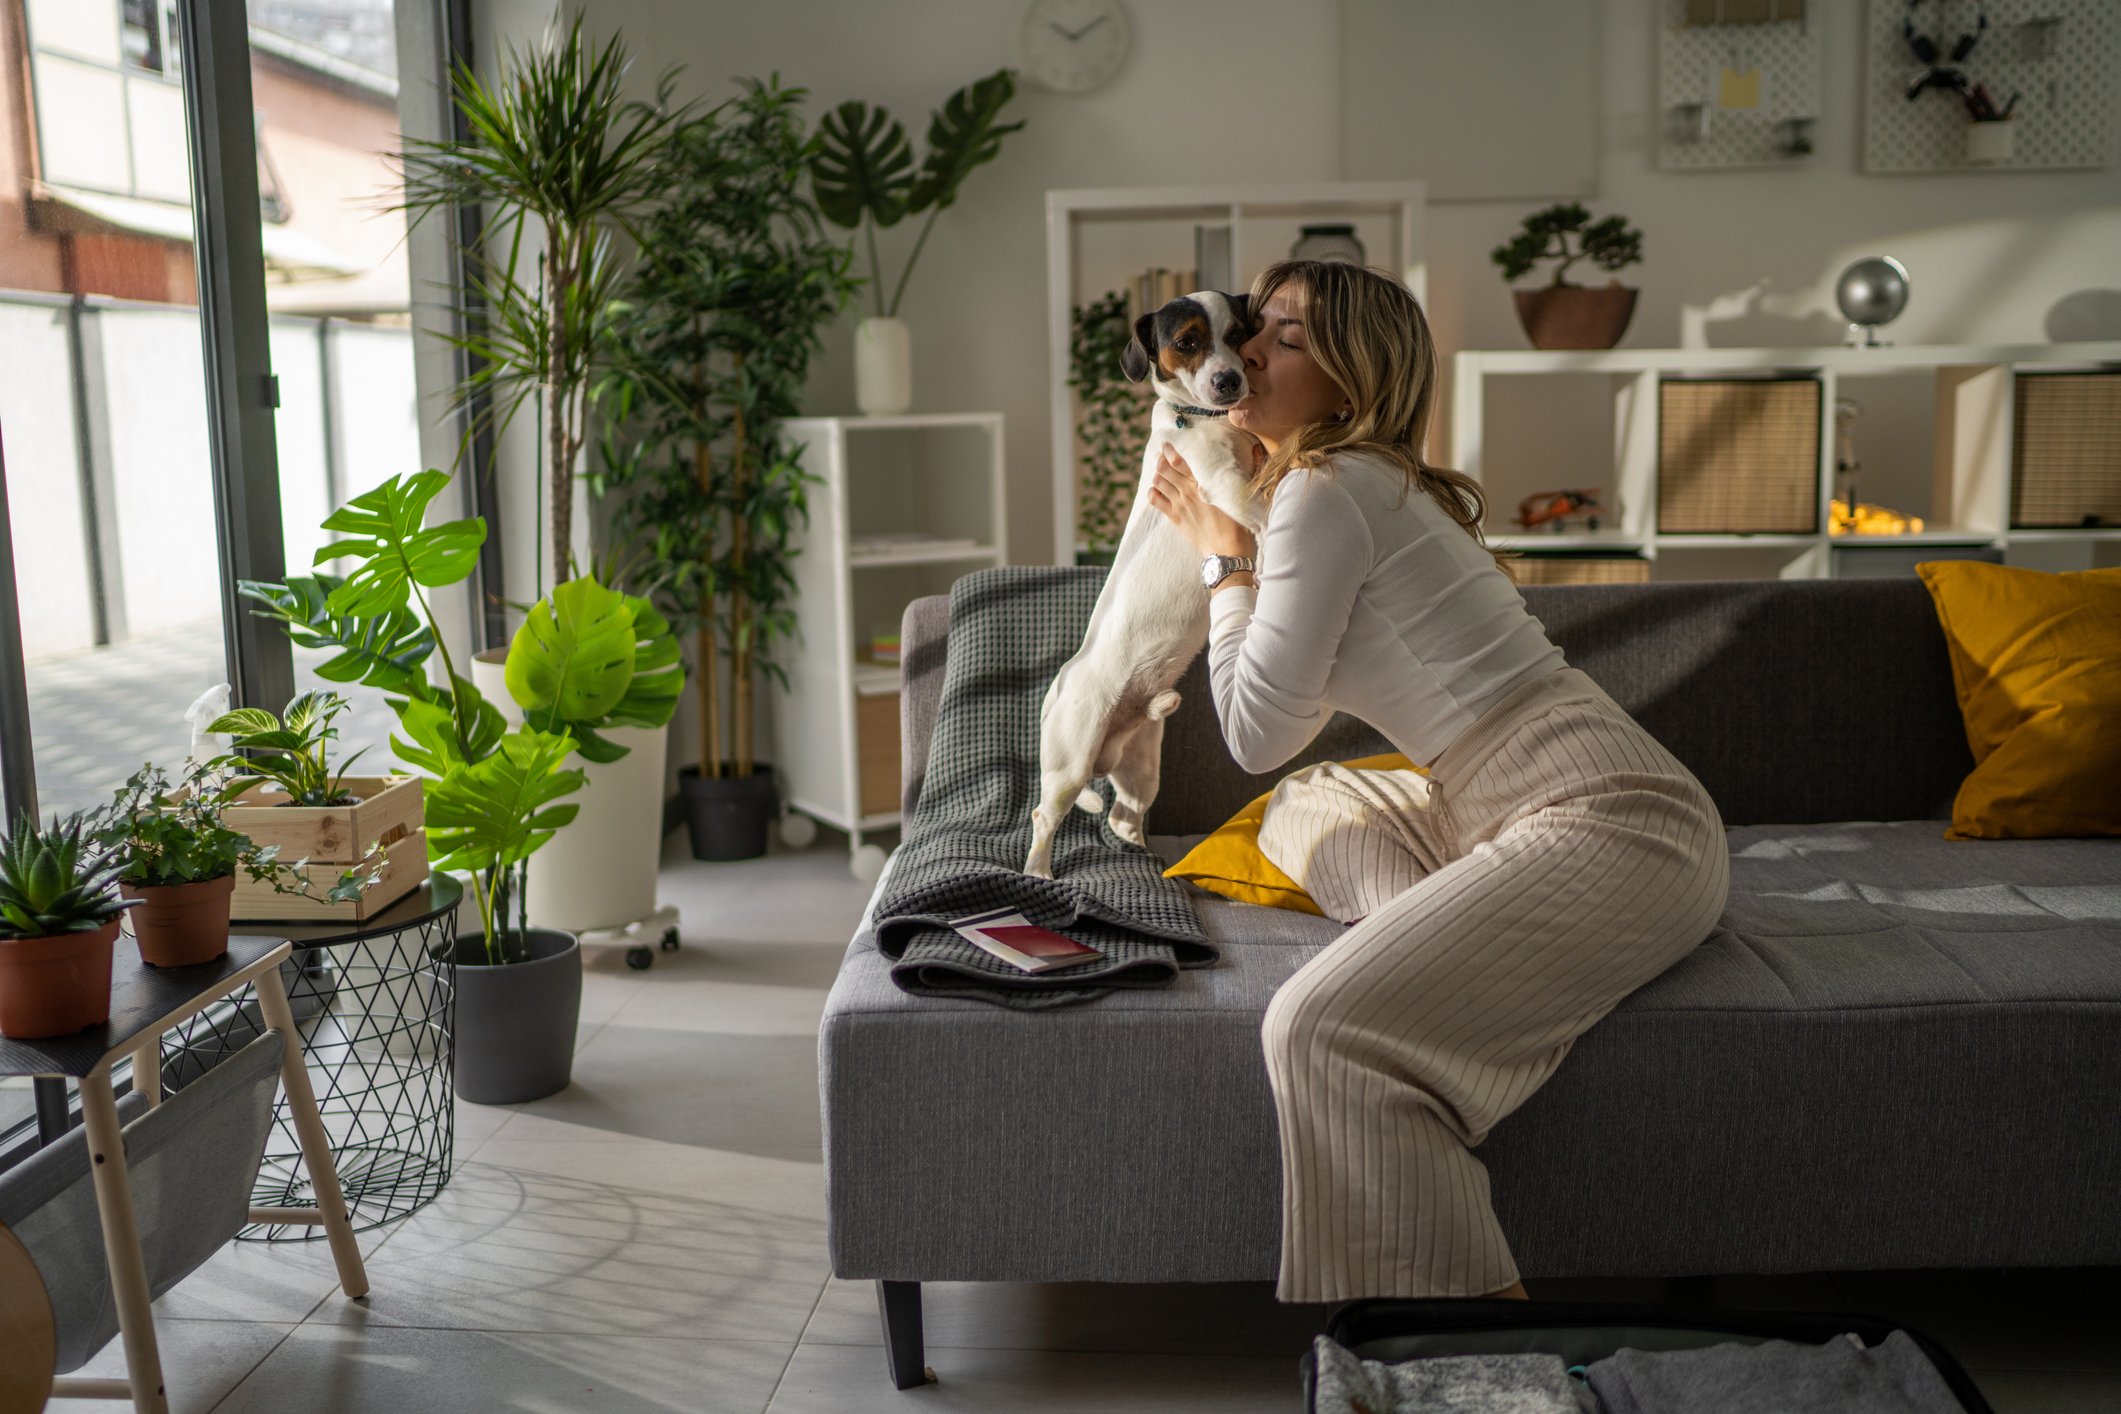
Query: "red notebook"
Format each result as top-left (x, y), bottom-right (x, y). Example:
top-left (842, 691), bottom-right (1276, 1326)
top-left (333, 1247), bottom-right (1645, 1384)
top-left (947, 908), bottom-right (1104, 973)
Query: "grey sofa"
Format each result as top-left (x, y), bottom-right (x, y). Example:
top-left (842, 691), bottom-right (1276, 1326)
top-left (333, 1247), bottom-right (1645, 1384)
top-left (818, 576), bottom-right (2121, 1388)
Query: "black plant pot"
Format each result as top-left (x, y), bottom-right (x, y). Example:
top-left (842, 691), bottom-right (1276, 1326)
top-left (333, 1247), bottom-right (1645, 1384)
top-left (680, 762), bottom-right (777, 861)
top-left (445, 928), bottom-right (581, 1106)
top-left (1075, 548), bottom-right (1117, 568)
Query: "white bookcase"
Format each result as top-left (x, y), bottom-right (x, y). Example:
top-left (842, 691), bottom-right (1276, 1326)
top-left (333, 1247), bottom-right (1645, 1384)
top-left (1047, 182), bottom-right (1428, 564)
top-left (1450, 341), bottom-right (2121, 580)
top-left (772, 414), bottom-right (1006, 879)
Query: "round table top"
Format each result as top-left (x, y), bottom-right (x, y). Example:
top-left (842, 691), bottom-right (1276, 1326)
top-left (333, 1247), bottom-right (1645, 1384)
top-left (271, 872), bottom-right (463, 948)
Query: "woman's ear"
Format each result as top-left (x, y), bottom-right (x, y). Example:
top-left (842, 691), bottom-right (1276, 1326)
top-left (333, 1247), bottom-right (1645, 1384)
top-left (1120, 311), bottom-right (1157, 383)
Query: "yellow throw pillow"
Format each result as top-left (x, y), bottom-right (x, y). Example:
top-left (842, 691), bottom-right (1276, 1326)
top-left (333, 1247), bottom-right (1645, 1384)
top-left (1162, 752), bottom-right (1425, 912)
top-left (1916, 560), bottom-right (2121, 840)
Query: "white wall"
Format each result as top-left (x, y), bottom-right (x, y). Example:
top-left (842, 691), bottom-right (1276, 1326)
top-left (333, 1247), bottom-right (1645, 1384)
top-left (475, 0), bottom-right (2120, 776)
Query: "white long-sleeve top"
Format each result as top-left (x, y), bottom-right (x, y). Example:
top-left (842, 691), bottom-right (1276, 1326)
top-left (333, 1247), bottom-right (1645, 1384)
top-left (1206, 450), bottom-right (1566, 774)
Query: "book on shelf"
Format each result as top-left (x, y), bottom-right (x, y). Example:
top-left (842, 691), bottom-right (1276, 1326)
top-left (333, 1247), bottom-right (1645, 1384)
top-left (1129, 266), bottom-right (1198, 323)
top-left (946, 907), bottom-right (1105, 973)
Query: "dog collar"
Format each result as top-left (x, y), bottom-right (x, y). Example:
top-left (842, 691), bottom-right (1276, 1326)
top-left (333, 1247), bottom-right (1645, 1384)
top-left (1166, 400), bottom-right (1230, 429)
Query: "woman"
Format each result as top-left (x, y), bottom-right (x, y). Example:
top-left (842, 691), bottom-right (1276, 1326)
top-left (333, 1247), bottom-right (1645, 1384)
top-left (1148, 260), bottom-right (1728, 1305)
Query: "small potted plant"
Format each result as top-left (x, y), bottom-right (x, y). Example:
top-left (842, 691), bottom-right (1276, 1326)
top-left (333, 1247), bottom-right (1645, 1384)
top-left (810, 68), bottom-right (1024, 414)
top-left (94, 756), bottom-right (379, 968)
top-left (0, 811), bottom-right (130, 1038)
top-left (209, 691), bottom-right (428, 922)
top-left (1491, 201), bottom-right (1644, 350)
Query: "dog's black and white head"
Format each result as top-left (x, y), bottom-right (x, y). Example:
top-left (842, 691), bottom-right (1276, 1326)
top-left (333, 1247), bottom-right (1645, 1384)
top-left (1119, 291), bottom-right (1253, 410)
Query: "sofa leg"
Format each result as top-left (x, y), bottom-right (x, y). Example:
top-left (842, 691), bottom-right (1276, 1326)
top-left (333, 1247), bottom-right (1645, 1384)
top-left (877, 1280), bottom-right (935, 1389)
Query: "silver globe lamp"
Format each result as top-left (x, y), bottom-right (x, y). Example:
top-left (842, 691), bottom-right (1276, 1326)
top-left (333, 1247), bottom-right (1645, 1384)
top-left (1836, 257), bottom-right (1910, 348)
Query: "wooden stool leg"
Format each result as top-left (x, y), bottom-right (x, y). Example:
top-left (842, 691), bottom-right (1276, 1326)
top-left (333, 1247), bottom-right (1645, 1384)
top-left (79, 1071), bottom-right (168, 1414)
top-left (254, 967), bottom-right (370, 1300)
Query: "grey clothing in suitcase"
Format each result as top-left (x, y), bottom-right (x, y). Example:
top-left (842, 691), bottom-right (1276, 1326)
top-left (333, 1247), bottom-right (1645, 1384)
top-left (1586, 1329), bottom-right (1968, 1413)
top-left (1310, 1335), bottom-right (1590, 1413)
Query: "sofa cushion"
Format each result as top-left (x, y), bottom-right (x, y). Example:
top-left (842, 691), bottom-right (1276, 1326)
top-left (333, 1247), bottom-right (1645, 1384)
top-left (820, 826), bottom-right (2121, 1284)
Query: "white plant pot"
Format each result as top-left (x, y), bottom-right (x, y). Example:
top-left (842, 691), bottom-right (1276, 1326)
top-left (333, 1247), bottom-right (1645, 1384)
top-left (855, 316), bottom-right (912, 416)
top-left (471, 653), bottom-right (667, 933)
top-left (1965, 120), bottom-right (2015, 165)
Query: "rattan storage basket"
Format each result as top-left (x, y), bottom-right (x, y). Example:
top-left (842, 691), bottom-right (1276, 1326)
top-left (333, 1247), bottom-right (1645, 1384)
top-left (1657, 377), bottom-right (1820, 533)
top-left (2011, 372), bottom-right (2121, 528)
top-left (1507, 555), bottom-right (1651, 585)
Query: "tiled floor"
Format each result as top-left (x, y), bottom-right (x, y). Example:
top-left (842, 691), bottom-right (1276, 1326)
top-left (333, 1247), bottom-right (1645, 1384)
top-left (43, 827), bottom-right (2121, 1412)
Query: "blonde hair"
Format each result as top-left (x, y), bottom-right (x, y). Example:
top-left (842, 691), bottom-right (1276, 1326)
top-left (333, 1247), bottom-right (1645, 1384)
top-left (1244, 260), bottom-right (1497, 558)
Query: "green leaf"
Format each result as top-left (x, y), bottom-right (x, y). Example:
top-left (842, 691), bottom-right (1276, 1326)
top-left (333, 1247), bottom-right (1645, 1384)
top-left (315, 471), bottom-right (486, 618)
top-left (811, 101), bottom-right (917, 229)
top-left (423, 729), bottom-right (586, 877)
top-left (389, 678), bottom-right (506, 776)
top-left (236, 575), bottom-right (435, 696)
top-left (504, 576), bottom-right (638, 727)
top-left (908, 70), bottom-right (1023, 215)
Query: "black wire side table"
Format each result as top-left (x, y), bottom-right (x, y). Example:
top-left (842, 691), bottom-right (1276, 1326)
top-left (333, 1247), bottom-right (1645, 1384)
top-left (160, 874), bottom-right (462, 1241)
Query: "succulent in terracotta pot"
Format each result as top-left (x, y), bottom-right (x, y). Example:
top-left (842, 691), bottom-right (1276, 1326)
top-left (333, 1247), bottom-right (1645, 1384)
top-left (0, 811), bottom-right (131, 1038)
top-left (1491, 202), bottom-right (1644, 350)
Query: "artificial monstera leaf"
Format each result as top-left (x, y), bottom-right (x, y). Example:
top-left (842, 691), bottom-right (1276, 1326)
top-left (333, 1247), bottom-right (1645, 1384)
top-left (811, 101), bottom-right (917, 230)
top-left (908, 70), bottom-right (1023, 215)
top-left (605, 594), bottom-right (684, 730)
top-left (315, 470), bottom-right (485, 619)
top-left (389, 677), bottom-right (506, 776)
top-left (505, 576), bottom-right (637, 726)
top-left (423, 729), bottom-right (585, 878)
top-left (238, 574), bottom-right (434, 697)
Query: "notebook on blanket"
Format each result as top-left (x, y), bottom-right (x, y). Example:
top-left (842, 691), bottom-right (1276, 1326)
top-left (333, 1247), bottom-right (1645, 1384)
top-left (870, 566), bottom-right (1218, 1008)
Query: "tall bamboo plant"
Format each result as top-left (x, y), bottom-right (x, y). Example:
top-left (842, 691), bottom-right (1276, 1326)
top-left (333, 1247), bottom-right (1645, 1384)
top-left (392, 15), bottom-right (689, 588)
top-left (596, 77), bottom-right (860, 781)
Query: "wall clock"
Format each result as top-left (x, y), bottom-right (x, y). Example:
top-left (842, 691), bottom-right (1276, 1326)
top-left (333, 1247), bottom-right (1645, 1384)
top-left (1021, 0), bottom-right (1130, 95)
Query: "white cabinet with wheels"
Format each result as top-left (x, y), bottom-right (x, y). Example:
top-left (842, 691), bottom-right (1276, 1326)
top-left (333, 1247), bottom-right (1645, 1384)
top-left (773, 414), bottom-right (1006, 879)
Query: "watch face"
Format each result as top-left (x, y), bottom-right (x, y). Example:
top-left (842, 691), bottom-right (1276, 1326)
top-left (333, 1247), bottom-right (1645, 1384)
top-left (1022, 0), bottom-right (1129, 94)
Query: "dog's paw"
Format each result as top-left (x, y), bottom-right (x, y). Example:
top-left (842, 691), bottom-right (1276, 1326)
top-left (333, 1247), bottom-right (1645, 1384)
top-left (1075, 786), bottom-right (1105, 814)
top-left (1147, 689), bottom-right (1182, 721)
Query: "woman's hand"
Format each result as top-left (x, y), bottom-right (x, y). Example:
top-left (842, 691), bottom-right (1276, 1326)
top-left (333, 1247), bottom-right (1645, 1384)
top-left (1147, 442), bottom-right (1259, 559)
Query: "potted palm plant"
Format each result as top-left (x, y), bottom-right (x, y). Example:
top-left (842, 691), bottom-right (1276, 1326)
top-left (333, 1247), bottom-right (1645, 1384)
top-left (392, 13), bottom-right (690, 591)
top-left (598, 76), bottom-right (860, 860)
top-left (93, 752), bottom-right (379, 967)
top-left (1491, 201), bottom-right (1645, 350)
top-left (810, 69), bottom-right (1023, 415)
top-left (239, 470), bottom-right (675, 1104)
top-left (0, 811), bottom-right (130, 1038)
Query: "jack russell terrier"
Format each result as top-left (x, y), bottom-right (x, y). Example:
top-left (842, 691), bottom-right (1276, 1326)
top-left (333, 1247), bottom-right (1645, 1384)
top-left (1023, 290), bottom-right (1268, 879)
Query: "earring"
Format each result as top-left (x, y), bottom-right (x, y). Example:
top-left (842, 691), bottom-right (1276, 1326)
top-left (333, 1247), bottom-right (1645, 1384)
top-left (1334, 408), bottom-right (1352, 423)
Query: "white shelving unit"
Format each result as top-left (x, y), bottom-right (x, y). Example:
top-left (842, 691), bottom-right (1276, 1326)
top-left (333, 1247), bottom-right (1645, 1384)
top-left (1047, 182), bottom-right (1427, 564)
top-left (773, 414), bottom-right (1006, 879)
top-left (1451, 341), bottom-right (2121, 579)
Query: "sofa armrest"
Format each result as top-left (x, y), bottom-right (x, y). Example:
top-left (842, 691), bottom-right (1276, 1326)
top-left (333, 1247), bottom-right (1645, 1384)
top-left (901, 594), bottom-right (952, 819)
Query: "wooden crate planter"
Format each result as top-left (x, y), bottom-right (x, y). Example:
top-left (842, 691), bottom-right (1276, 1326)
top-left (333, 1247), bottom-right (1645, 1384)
top-left (224, 776), bottom-right (428, 923)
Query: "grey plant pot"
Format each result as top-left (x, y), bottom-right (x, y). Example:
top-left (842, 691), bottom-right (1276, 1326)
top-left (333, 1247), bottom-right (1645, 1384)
top-left (446, 928), bottom-right (581, 1106)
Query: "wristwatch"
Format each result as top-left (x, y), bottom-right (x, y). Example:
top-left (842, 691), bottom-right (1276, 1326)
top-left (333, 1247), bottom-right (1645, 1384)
top-left (1200, 553), bottom-right (1257, 590)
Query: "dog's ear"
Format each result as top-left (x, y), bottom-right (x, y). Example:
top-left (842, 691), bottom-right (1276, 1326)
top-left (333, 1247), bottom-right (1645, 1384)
top-left (1120, 311), bottom-right (1157, 383)
top-left (1226, 293), bottom-right (1251, 335)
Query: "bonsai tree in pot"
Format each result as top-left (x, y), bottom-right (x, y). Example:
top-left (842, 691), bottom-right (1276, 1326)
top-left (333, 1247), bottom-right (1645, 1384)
top-left (1490, 201), bottom-right (1645, 351)
top-left (809, 68), bottom-right (1023, 414)
top-left (92, 744), bottom-right (379, 968)
top-left (598, 76), bottom-right (860, 861)
top-left (0, 811), bottom-right (131, 1039)
top-left (238, 469), bottom-right (674, 1103)
top-left (393, 14), bottom-right (690, 591)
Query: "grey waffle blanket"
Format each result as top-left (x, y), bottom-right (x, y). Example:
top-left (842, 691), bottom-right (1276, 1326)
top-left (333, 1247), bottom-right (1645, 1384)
top-left (1585, 1330), bottom-right (1968, 1413)
top-left (871, 566), bottom-right (1218, 1008)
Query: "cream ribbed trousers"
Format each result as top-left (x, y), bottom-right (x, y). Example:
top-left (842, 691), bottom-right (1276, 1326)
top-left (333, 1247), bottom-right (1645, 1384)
top-left (1255, 667), bottom-right (1729, 1303)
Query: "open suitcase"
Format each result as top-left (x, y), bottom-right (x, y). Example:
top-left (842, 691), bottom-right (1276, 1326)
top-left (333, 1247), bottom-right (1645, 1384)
top-left (1302, 1296), bottom-right (1997, 1413)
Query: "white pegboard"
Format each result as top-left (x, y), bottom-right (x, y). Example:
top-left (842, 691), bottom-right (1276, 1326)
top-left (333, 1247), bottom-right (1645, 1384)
top-left (1862, 0), bottom-right (2117, 173)
top-left (1657, 0), bottom-right (1823, 170)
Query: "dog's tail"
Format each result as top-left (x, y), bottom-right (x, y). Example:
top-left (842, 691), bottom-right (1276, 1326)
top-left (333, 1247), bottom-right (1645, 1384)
top-left (1075, 787), bottom-right (1105, 814)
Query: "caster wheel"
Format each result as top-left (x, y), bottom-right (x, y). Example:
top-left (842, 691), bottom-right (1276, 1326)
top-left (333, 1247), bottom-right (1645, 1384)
top-left (851, 843), bottom-right (888, 882)
top-left (778, 811), bottom-right (818, 849)
top-left (626, 946), bottom-right (654, 971)
top-left (659, 927), bottom-right (680, 952)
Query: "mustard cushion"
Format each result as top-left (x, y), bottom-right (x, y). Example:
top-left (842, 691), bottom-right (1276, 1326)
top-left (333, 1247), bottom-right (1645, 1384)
top-left (1916, 560), bottom-right (2121, 840)
top-left (1161, 752), bottom-right (1426, 912)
